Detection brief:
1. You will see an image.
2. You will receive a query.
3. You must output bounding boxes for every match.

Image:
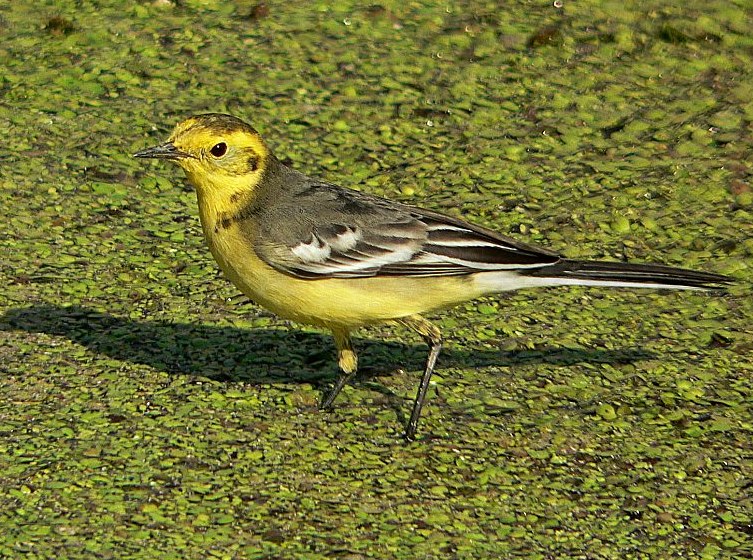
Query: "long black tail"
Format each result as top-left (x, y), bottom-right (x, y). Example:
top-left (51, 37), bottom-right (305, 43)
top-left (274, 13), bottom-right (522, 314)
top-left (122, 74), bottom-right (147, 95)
top-left (522, 259), bottom-right (732, 290)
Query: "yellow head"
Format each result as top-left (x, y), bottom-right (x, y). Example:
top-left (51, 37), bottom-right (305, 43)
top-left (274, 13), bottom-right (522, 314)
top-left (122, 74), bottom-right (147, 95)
top-left (134, 113), bottom-right (270, 194)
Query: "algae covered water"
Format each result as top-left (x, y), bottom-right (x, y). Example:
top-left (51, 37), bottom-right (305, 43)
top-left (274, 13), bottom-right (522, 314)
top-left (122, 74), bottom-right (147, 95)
top-left (1, 1), bottom-right (751, 558)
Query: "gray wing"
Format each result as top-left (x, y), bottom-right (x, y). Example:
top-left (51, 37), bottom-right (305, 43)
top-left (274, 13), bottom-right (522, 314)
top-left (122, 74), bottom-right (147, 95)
top-left (253, 182), bottom-right (561, 279)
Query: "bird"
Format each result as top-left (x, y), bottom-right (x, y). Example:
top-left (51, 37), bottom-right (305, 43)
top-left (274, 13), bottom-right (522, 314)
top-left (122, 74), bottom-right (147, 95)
top-left (134, 113), bottom-right (732, 440)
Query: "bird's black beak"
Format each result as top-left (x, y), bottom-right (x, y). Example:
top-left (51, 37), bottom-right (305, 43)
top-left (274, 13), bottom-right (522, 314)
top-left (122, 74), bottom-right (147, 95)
top-left (133, 142), bottom-right (193, 160)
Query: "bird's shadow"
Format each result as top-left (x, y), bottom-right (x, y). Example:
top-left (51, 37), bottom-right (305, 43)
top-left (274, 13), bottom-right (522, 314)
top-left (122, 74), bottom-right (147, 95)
top-left (1, 305), bottom-right (654, 385)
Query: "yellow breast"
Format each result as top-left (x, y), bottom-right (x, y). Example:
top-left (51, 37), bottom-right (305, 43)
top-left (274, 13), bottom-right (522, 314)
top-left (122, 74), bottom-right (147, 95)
top-left (199, 216), bottom-right (479, 330)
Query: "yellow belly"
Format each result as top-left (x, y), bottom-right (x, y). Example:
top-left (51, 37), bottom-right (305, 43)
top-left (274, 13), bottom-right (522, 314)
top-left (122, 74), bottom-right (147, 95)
top-left (204, 224), bottom-right (480, 329)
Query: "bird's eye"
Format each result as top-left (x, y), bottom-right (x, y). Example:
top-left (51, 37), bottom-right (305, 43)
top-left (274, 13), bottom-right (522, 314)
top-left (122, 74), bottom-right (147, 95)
top-left (210, 142), bottom-right (227, 157)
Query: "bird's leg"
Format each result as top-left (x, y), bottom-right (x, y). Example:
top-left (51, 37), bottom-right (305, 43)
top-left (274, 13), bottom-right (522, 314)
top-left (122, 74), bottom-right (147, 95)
top-left (396, 315), bottom-right (443, 441)
top-left (320, 328), bottom-right (357, 410)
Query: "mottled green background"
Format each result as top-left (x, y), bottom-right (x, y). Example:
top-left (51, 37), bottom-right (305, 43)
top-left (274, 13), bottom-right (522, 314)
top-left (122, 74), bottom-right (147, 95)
top-left (1, 1), bottom-right (752, 558)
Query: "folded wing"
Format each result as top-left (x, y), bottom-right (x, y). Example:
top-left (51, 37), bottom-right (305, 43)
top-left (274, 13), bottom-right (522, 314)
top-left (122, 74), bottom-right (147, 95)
top-left (253, 183), bottom-right (562, 279)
